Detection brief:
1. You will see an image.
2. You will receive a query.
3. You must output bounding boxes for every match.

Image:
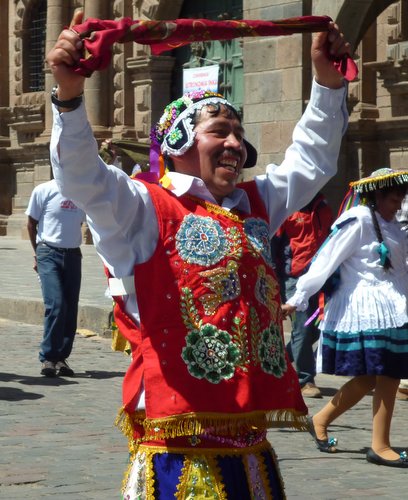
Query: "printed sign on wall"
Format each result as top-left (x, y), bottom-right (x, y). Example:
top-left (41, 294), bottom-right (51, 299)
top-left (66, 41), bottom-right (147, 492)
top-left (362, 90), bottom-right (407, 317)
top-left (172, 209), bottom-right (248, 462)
top-left (183, 65), bottom-right (219, 93)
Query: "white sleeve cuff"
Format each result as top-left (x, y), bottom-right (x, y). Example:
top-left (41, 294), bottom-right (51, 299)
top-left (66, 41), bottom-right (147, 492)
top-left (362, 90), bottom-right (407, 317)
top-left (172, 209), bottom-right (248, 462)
top-left (310, 77), bottom-right (347, 111)
top-left (286, 290), bottom-right (309, 312)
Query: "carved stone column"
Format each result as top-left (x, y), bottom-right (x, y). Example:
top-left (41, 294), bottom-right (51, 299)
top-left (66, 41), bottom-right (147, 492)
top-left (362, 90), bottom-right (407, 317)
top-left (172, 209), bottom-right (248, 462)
top-left (366, 59), bottom-right (408, 116)
top-left (127, 54), bottom-right (175, 142)
top-left (0, 1), bottom-right (9, 110)
top-left (6, 146), bottom-right (50, 238)
top-left (83, 1), bottom-right (111, 138)
top-left (110, 0), bottom-right (135, 138)
top-left (40, 0), bottom-right (70, 141)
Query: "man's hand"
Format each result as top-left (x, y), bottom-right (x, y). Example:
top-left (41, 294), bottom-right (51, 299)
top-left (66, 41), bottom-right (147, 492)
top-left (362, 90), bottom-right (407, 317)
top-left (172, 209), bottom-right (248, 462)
top-left (33, 255), bottom-right (38, 273)
top-left (46, 9), bottom-right (86, 101)
top-left (281, 303), bottom-right (296, 319)
top-left (312, 22), bottom-right (351, 89)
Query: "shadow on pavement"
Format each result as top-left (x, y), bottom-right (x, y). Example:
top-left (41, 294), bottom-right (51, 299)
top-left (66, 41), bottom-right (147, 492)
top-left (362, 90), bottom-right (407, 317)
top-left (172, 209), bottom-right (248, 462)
top-left (0, 386), bottom-right (44, 401)
top-left (78, 370), bottom-right (126, 379)
top-left (332, 448), bottom-right (367, 455)
top-left (0, 372), bottom-right (77, 386)
top-left (320, 387), bottom-right (375, 398)
top-left (0, 370), bottom-right (125, 382)
top-left (320, 387), bottom-right (341, 397)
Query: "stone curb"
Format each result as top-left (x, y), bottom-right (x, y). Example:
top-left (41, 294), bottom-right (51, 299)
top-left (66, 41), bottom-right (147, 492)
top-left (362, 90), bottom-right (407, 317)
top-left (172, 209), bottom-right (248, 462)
top-left (0, 297), bottom-right (112, 337)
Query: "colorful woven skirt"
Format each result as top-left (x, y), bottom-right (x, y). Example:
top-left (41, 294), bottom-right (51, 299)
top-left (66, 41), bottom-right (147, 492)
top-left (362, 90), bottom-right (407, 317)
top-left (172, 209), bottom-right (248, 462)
top-left (320, 326), bottom-right (408, 378)
top-left (122, 439), bottom-right (285, 499)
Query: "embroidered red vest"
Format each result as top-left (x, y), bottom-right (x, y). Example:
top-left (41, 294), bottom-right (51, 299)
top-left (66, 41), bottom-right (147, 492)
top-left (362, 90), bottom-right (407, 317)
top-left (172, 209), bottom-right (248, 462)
top-left (113, 180), bottom-right (307, 439)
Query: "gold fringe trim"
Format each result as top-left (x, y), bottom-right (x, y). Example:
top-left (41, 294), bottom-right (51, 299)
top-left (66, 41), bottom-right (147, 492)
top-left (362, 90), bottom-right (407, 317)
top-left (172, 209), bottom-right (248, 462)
top-left (141, 409), bottom-right (308, 441)
top-left (115, 408), bottom-right (146, 493)
top-left (185, 194), bottom-right (245, 223)
top-left (115, 406), bottom-right (145, 439)
top-left (116, 406), bottom-right (308, 442)
top-left (258, 449), bottom-right (275, 500)
top-left (175, 457), bottom-right (190, 499)
top-left (243, 451), bottom-right (273, 500)
top-left (145, 448), bottom-right (156, 499)
top-left (207, 454), bottom-right (228, 499)
top-left (262, 447), bottom-right (287, 500)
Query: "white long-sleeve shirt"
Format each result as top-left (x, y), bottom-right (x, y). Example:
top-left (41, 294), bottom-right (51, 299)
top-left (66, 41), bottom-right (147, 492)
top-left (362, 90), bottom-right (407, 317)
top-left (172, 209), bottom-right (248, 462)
top-left (50, 79), bottom-right (348, 323)
top-left (287, 205), bottom-right (408, 331)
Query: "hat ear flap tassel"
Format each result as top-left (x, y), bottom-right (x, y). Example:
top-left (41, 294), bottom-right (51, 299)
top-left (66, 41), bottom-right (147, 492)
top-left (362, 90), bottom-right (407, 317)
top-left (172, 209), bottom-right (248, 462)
top-left (159, 153), bottom-right (166, 179)
top-left (337, 187), bottom-right (359, 217)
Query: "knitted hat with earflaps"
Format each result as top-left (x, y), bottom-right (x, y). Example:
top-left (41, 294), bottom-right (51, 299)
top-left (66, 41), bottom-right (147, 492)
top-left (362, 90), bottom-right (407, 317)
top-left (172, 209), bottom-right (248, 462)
top-left (147, 90), bottom-right (257, 181)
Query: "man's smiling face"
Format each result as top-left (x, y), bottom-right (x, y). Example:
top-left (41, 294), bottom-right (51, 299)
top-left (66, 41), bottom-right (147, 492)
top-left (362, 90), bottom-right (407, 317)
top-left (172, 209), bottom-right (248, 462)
top-left (172, 104), bottom-right (248, 204)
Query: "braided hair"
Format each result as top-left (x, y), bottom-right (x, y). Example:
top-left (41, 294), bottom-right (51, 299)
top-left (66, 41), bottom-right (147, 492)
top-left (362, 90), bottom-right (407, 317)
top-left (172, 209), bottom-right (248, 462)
top-left (367, 198), bottom-right (392, 270)
top-left (362, 184), bottom-right (408, 270)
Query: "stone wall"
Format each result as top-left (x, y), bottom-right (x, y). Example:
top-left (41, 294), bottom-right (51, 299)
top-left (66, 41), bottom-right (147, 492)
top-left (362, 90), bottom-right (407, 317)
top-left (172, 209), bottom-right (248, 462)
top-left (2, 0), bottom-right (408, 237)
top-left (243, 1), bottom-right (305, 177)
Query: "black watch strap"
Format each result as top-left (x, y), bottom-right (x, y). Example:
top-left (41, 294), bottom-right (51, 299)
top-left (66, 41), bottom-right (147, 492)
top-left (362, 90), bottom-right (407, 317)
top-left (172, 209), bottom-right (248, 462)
top-left (51, 86), bottom-right (83, 110)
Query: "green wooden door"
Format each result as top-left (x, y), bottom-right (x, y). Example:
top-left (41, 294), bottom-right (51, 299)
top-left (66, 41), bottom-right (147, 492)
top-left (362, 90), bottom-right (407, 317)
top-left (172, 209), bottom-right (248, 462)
top-left (171, 0), bottom-right (243, 113)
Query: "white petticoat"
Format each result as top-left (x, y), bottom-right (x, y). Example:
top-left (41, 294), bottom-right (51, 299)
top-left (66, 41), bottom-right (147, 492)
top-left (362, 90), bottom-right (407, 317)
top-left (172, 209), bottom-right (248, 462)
top-left (320, 279), bottom-right (408, 333)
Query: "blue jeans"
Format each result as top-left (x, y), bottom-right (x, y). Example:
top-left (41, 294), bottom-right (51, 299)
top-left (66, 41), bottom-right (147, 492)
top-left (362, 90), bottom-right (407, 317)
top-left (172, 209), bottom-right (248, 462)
top-left (284, 276), bottom-right (320, 387)
top-left (36, 243), bottom-right (82, 363)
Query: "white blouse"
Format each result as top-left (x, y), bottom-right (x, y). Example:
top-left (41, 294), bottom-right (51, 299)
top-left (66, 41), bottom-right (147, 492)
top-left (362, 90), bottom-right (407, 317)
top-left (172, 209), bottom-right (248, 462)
top-left (287, 205), bottom-right (408, 332)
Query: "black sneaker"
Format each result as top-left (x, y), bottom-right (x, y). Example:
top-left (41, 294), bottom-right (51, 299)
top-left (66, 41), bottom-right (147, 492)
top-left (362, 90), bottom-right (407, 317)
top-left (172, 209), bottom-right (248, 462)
top-left (56, 360), bottom-right (75, 377)
top-left (41, 360), bottom-right (57, 377)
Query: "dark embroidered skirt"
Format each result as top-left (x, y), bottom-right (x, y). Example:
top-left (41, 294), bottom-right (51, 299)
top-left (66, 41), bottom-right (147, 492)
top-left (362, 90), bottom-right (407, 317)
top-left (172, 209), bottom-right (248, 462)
top-left (320, 326), bottom-right (408, 378)
top-left (122, 439), bottom-right (285, 499)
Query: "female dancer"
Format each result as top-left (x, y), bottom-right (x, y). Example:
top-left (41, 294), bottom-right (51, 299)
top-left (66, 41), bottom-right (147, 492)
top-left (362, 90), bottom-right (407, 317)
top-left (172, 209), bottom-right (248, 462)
top-left (283, 168), bottom-right (408, 467)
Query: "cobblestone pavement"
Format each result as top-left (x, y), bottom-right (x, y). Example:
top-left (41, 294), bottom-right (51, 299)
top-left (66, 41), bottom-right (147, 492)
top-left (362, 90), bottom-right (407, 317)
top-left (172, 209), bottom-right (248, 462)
top-left (1, 318), bottom-right (407, 499)
top-left (0, 318), bottom-right (129, 499)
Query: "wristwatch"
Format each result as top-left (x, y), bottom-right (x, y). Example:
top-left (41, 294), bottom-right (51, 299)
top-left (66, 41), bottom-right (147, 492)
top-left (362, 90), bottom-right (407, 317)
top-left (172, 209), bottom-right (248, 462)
top-left (51, 86), bottom-right (83, 110)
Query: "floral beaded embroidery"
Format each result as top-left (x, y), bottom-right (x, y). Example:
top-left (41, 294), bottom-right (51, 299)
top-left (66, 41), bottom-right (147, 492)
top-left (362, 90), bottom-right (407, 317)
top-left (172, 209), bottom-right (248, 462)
top-left (123, 451), bottom-right (147, 499)
top-left (180, 287), bottom-right (201, 331)
top-left (176, 214), bottom-right (230, 266)
top-left (244, 218), bottom-right (273, 266)
top-left (231, 315), bottom-right (250, 370)
top-left (199, 261), bottom-right (241, 315)
top-left (257, 324), bottom-right (286, 377)
top-left (176, 209), bottom-right (284, 381)
top-left (250, 306), bottom-right (262, 363)
top-left (175, 455), bottom-right (225, 499)
top-left (181, 324), bottom-right (241, 383)
top-left (226, 226), bottom-right (243, 258)
top-left (167, 127), bottom-right (183, 145)
top-left (254, 265), bottom-right (279, 317)
top-left (153, 91), bottom-right (226, 146)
